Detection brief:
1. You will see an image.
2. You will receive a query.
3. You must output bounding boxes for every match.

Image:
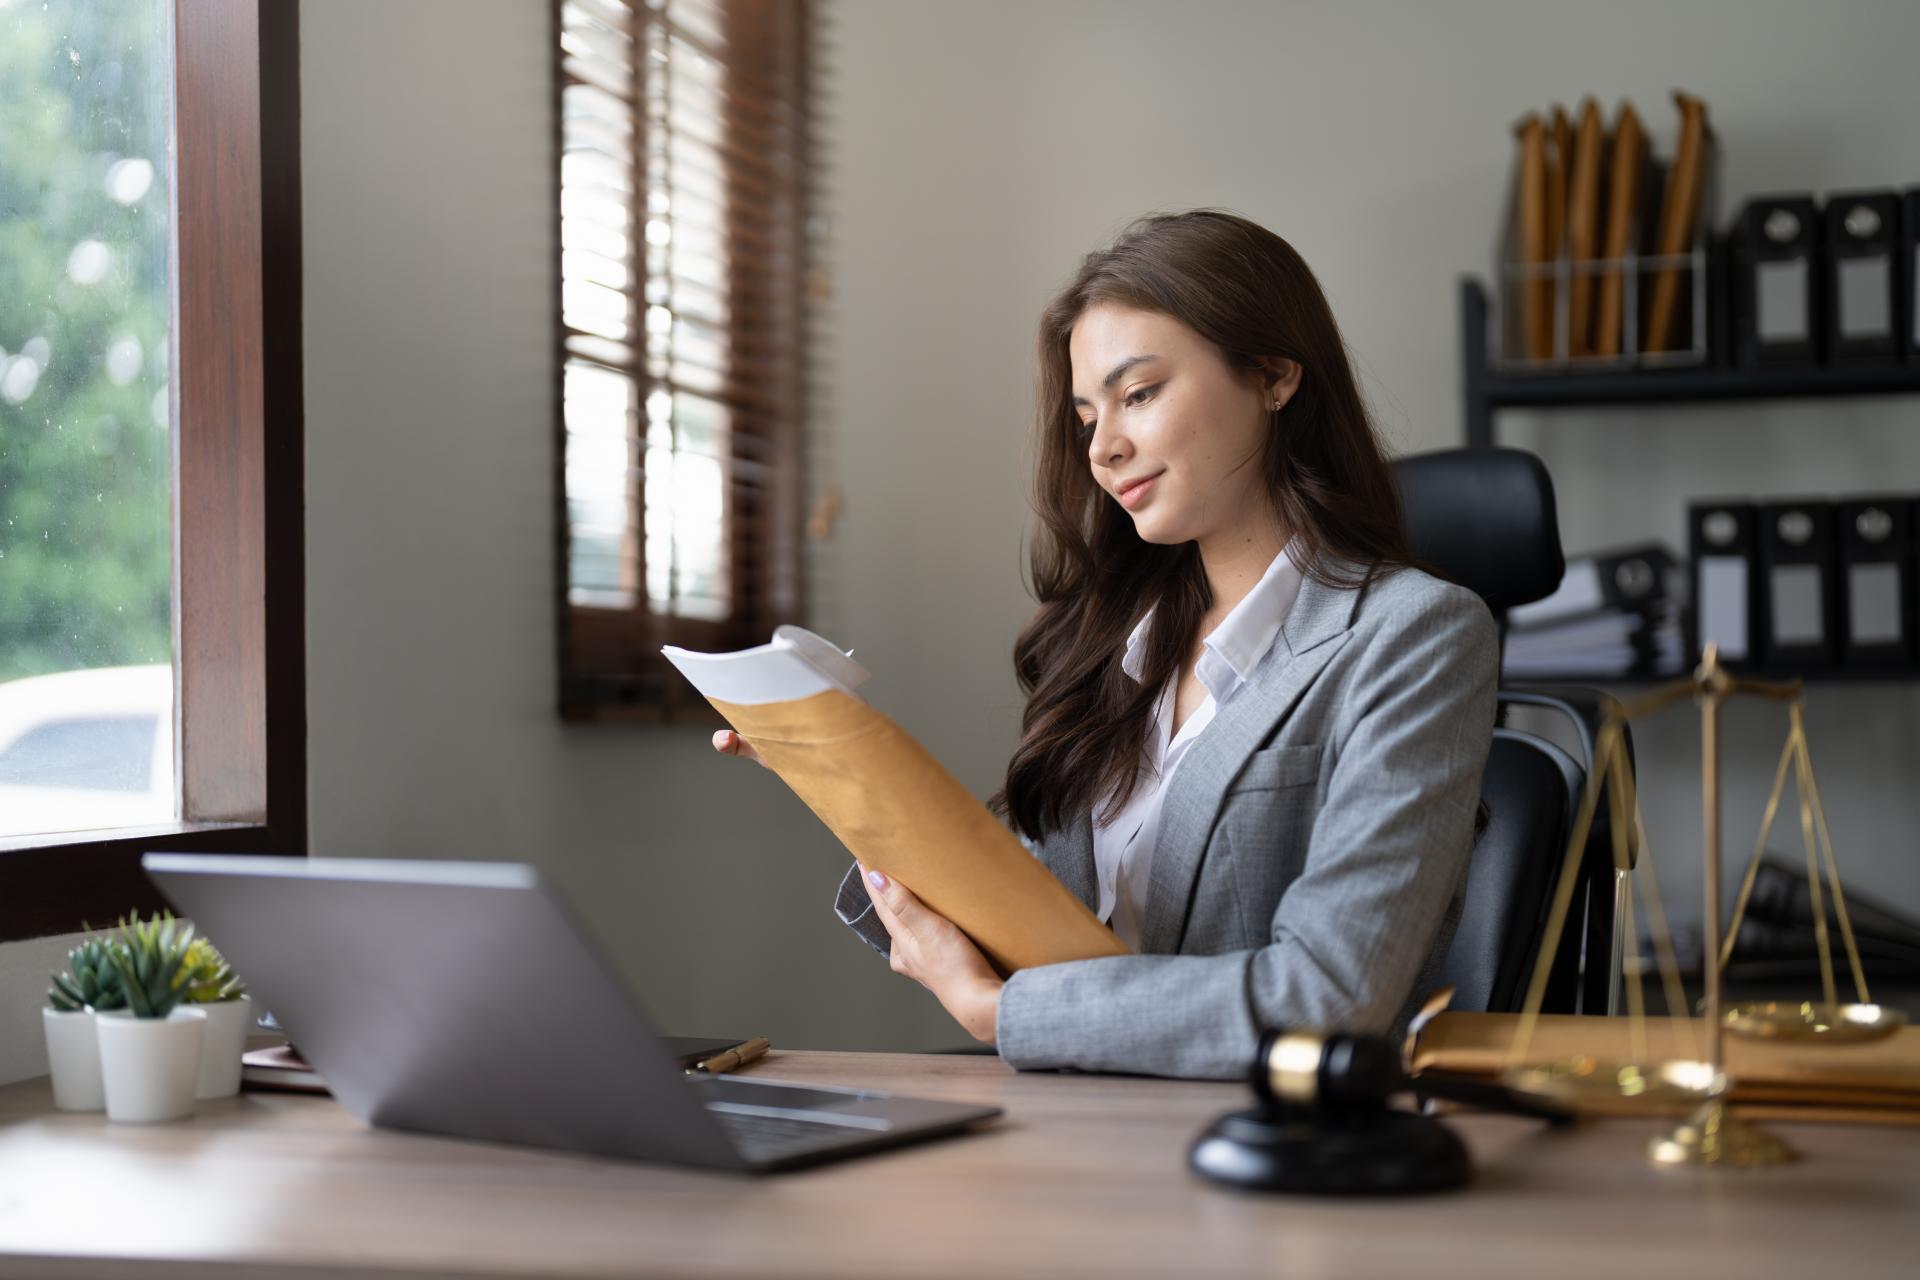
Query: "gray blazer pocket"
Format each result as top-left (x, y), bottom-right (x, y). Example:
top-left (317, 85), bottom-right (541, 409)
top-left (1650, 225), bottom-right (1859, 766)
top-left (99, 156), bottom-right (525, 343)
top-left (1227, 742), bottom-right (1323, 793)
top-left (1219, 746), bottom-right (1322, 945)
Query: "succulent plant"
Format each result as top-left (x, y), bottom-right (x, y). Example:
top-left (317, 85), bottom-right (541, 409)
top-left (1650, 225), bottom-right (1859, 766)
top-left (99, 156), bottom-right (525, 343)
top-left (46, 932), bottom-right (128, 1013)
top-left (181, 935), bottom-right (248, 1004)
top-left (104, 911), bottom-right (198, 1019)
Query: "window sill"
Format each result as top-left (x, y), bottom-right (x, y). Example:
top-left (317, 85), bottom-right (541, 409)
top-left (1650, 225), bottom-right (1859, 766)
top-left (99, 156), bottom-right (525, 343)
top-left (0, 823), bottom-right (297, 943)
top-left (0, 820), bottom-right (258, 857)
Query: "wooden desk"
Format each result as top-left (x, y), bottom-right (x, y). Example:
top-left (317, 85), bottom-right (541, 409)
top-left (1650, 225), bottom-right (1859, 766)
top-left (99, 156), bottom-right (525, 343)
top-left (1, 1050), bottom-right (1914, 1279)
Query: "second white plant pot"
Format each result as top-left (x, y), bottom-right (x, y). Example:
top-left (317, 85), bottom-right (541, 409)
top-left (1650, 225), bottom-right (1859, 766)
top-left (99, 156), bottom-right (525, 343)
top-left (96, 1006), bottom-right (208, 1123)
top-left (193, 994), bottom-right (254, 1100)
top-left (42, 1007), bottom-right (105, 1112)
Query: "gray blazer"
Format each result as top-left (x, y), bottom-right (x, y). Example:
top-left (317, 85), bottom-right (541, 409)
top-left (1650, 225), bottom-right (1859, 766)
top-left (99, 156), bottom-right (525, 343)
top-left (833, 561), bottom-right (1497, 1080)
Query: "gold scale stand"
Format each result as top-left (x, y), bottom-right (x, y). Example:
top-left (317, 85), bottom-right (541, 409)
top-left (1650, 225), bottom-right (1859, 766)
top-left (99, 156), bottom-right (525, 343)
top-left (1499, 645), bottom-right (1905, 1166)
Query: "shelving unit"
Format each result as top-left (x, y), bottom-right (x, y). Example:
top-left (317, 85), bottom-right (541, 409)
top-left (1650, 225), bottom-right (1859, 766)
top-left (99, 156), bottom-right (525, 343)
top-left (1461, 278), bottom-right (1920, 450)
top-left (1459, 276), bottom-right (1920, 685)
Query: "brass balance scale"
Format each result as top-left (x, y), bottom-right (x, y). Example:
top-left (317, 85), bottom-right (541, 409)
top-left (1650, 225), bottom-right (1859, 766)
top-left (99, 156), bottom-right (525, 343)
top-left (1497, 645), bottom-right (1905, 1166)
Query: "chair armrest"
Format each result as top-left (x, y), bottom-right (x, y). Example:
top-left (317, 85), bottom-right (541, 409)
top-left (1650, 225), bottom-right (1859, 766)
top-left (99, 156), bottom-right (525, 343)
top-left (1502, 683), bottom-right (1639, 872)
top-left (1497, 684), bottom-right (1634, 777)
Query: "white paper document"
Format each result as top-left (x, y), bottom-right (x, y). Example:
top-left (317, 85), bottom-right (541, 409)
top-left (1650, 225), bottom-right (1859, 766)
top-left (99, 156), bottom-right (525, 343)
top-left (661, 625), bottom-right (872, 706)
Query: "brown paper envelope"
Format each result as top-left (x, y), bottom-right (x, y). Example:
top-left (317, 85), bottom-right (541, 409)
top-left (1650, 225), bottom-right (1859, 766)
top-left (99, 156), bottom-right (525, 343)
top-left (1566, 98), bottom-right (1606, 356)
top-left (1543, 105), bottom-right (1569, 348)
top-left (710, 689), bottom-right (1130, 973)
top-left (1549, 104), bottom-right (1572, 254)
top-left (1594, 100), bottom-right (1644, 358)
top-left (1731, 1086), bottom-right (1920, 1108)
top-left (1456, 1083), bottom-right (1920, 1117)
top-left (1514, 113), bottom-right (1553, 361)
top-left (1644, 89), bottom-right (1709, 352)
top-left (1734, 1104), bottom-right (1920, 1127)
top-left (1427, 1096), bottom-right (1920, 1126)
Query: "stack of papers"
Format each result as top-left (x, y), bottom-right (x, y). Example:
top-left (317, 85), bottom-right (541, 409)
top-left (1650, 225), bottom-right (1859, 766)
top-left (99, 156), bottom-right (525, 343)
top-left (1504, 544), bottom-right (1685, 680)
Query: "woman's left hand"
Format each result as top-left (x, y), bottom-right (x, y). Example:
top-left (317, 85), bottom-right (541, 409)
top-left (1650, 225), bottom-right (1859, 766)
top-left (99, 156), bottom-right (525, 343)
top-left (858, 863), bottom-right (1003, 1044)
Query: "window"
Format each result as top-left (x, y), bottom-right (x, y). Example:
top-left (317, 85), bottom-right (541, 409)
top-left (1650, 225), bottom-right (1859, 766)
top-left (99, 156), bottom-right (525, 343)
top-left (0, 0), bottom-right (306, 943)
top-left (556, 0), bottom-right (824, 720)
top-left (0, 0), bottom-right (173, 837)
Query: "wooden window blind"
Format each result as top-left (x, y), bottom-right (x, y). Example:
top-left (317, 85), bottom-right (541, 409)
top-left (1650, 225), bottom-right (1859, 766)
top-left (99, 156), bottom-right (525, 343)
top-left (555, 0), bottom-right (820, 721)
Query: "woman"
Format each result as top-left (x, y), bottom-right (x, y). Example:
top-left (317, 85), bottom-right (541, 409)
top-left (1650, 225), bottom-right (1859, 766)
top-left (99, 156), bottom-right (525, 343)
top-left (716, 210), bottom-right (1496, 1080)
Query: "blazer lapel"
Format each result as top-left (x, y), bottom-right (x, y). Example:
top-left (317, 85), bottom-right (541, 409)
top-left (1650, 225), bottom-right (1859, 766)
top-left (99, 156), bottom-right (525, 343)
top-left (1135, 569), bottom-right (1365, 956)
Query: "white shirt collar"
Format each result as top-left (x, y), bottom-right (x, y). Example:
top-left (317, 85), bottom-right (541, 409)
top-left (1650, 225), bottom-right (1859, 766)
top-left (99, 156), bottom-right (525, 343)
top-left (1120, 541), bottom-right (1305, 694)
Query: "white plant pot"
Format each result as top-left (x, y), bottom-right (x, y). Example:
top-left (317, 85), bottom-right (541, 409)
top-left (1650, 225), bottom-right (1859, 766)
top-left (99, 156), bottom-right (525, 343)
top-left (193, 994), bottom-right (253, 1100)
top-left (96, 1006), bottom-right (208, 1124)
top-left (42, 1007), bottom-right (105, 1112)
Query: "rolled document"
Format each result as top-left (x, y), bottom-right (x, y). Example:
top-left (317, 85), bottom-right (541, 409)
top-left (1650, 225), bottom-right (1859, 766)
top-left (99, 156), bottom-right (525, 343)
top-left (664, 627), bottom-right (1129, 972)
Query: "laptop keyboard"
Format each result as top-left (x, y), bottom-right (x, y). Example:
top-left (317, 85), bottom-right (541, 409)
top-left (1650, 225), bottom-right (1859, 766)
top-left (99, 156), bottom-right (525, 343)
top-left (710, 1110), bottom-right (868, 1164)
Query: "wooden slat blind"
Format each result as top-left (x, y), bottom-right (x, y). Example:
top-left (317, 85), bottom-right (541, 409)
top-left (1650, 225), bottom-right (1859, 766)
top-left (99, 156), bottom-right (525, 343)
top-left (555, 0), bottom-right (819, 720)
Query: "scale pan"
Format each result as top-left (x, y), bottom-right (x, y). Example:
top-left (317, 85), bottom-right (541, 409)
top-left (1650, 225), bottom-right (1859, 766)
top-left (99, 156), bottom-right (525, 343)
top-left (1501, 1056), bottom-right (1724, 1112)
top-left (1722, 1001), bottom-right (1905, 1043)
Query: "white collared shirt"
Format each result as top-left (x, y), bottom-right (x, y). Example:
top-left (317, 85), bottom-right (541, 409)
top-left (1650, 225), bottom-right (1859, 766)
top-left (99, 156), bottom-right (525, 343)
top-left (1092, 542), bottom-right (1305, 947)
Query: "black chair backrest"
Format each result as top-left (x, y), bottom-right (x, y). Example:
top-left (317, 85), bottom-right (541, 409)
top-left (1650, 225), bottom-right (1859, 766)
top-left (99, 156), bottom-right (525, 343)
top-left (1394, 447), bottom-right (1565, 618)
top-left (1394, 447), bottom-right (1615, 1016)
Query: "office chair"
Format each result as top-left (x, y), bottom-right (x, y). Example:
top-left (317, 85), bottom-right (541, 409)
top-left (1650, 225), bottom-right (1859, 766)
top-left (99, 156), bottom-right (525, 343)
top-left (1395, 447), bottom-right (1634, 1017)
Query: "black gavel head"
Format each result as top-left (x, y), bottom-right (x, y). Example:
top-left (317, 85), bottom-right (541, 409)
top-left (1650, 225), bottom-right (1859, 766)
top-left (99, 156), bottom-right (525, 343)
top-left (1250, 1028), bottom-right (1407, 1112)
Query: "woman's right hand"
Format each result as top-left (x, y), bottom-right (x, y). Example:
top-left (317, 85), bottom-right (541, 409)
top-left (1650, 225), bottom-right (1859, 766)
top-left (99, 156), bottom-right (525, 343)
top-left (711, 729), bottom-right (770, 769)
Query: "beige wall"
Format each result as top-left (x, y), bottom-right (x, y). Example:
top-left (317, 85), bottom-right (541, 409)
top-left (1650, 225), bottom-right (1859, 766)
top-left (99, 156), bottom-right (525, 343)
top-left (7, 0), bottom-right (1920, 1085)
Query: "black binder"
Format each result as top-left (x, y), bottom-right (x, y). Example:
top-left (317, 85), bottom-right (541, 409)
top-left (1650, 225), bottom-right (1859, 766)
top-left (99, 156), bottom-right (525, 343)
top-left (1758, 499), bottom-right (1837, 670)
top-left (1688, 500), bottom-right (1763, 667)
top-left (1730, 195), bottom-right (1822, 366)
top-left (1905, 189), bottom-right (1919, 361)
top-left (1823, 190), bottom-right (1903, 364)
top-left (1913, 497), bottom-right (1920, 665)
top-left (1836, 496), bottom-right (1914, 667)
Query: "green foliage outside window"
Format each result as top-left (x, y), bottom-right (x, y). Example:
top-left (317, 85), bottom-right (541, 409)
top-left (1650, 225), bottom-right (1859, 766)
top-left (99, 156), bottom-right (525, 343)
top-left (0, 0), bottom-right (172, 682)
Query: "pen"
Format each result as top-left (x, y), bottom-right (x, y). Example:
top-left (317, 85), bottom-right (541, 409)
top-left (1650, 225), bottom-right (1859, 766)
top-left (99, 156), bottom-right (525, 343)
top-left (688, 1037), bottom-right (771, 1075)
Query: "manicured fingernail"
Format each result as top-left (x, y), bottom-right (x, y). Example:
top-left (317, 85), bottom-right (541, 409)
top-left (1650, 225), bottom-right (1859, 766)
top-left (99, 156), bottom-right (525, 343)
top-left (867, 869), bottom-right (888, 890)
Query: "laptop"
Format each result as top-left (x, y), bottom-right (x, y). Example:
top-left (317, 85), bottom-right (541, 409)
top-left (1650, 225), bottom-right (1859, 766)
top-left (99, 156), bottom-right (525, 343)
top-left (142, 853), bottom-right (1002, 1173)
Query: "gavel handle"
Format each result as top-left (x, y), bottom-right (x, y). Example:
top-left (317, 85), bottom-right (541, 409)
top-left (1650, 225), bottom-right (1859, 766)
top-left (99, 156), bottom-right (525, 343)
top-left (1411, 1072), bottom-right (1578, 1127)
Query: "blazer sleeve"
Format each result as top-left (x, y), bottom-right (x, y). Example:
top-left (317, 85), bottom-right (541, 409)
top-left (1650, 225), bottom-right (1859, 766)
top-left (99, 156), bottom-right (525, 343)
top-left (993, 585), bottom-right (1498, 1079)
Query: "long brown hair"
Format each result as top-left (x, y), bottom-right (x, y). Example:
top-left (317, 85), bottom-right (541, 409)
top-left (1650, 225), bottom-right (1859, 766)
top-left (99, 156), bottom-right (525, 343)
top-left (991, 210), bottom-right (1412, 842)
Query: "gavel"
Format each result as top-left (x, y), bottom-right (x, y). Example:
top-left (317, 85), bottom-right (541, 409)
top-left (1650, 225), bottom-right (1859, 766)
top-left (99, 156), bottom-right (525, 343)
top-left (1189, 1028), bottom-right (1573, 1195)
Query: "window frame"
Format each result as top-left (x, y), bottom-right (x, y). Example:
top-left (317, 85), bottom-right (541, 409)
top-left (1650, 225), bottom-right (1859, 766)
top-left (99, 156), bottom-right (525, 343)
top-left (0, 0), bottom-right (307, 944)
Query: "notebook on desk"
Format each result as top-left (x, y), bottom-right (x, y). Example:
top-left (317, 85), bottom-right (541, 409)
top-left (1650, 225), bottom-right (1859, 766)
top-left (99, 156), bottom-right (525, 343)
top-left (238, 1035), bottom-right (757, 1095)
top-left (144, 854), bottom-right (1002, 1173)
